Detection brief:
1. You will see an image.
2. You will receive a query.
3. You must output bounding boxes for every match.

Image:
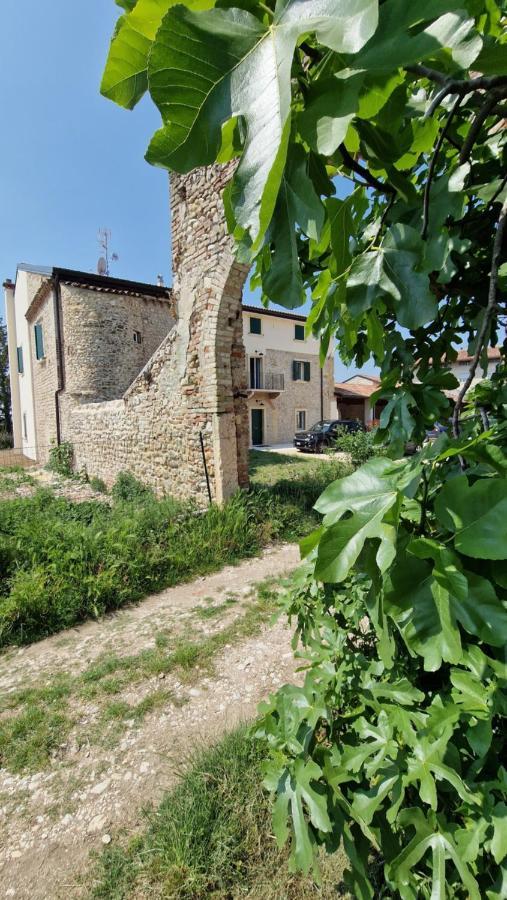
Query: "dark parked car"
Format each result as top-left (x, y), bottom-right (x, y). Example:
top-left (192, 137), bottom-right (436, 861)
top-left (294, 419), bottom-right (364, 453)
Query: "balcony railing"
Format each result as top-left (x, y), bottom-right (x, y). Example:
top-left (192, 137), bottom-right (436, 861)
top-left (249, 372), bottom-right (285, 392)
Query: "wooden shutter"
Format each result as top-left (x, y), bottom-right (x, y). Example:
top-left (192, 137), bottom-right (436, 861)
top-left (304, 362), bottom-right (311, 382)
top-left (292, 360), bottom-right (299, 381)
top-left (17, 347), bottom-right (24, 374)
top-left (34, 324), bottom-right (45, 360)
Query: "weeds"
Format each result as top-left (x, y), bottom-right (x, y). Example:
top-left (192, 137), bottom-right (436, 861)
top-left (47, 441), bottom-right (74, 477)
top-left (89, 728), bottom-right (348, 899)
top-left (0, 455), bottom-right (349, 647)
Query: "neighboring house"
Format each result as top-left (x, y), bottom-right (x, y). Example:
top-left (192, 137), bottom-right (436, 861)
top-left (3, 266), bottom-right (334, 465)
top-left (335, 349), bottom-right (502, 425)
top-left (446, 347), bottom-right (501, 399)
top-left (243, 305), bottom-right (335, 445)
top-left (334, 374), bottom-right (384, 426)
top-left (3, 265), bottom-right (175, 461)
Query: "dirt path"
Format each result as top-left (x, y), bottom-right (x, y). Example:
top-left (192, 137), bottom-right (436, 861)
top-left (0, 544), bottom-right (302, 899)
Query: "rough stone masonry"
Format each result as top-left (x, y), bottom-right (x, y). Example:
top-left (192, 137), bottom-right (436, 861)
top-left (71, 164), bottom-right (251, 505)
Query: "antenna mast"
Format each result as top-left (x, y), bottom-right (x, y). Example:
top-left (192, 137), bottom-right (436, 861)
top-left (97, 228), bottom-right (119, 276)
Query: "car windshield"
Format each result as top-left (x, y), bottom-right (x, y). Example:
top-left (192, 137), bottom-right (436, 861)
top-left (309, 421), bottom-right (332, 433)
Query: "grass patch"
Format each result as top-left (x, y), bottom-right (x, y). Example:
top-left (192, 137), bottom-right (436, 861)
top-left (0, 455), bottom-right (350, 648)
top-left (88, 727), bottom-right (348, 899)
top-left (0, 581), bottom-right (280, 774)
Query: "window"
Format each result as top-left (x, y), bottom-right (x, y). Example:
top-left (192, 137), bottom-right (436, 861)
top-left (249, 356), bottom-right (263, 389)
top-left (294, 323), bottom-right (305, 341)
top-left (292, 360), bottom-right (311, 382)
top-left (22, 413), bottom-right (28, 442)
top-left (249, 316), bottom-right (262, 335)
top-left (17, 347), bottom-right (24, 374)
top-left (34, 323), bottom-right (45, 360)
top-left (296, 410), bottom-right (306, 431)
top-left (133, 331), bottom-right (142, 344)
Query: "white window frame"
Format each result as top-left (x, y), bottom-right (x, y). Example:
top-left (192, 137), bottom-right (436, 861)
top-left (295, 409), bottom-right (307, 431)
top-left (133, 330), bottom-right (142, 344)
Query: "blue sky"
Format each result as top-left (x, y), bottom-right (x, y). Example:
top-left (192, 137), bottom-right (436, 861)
top-left (0, 0), bottom-right (373, 380)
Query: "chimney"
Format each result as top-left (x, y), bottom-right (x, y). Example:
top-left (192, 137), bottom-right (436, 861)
top-left (157, 274), bottom-right (164, 287)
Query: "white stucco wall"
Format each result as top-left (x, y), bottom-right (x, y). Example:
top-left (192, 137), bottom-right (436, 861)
top-left (9, 268), bottom-right (46, 459)
top-left (243, 309), bottom-right (324, 357)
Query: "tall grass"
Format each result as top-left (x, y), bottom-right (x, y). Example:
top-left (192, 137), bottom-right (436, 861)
top-left (0, 457), bottom-right (351, 648)
top-left (89, 728), bottom-right (348, 899)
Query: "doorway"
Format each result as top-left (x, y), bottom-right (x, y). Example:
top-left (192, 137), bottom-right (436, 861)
top-left (251, 408), bottom-right (264, 446)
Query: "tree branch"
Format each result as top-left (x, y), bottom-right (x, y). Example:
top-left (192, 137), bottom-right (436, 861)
top-left (425, 75), bottom-right (507, 119)
top-left (460, 90), bottom-right (507, 163)
top-left (421, 96), bottom-right (462, 240)
top-left (452, 195), bottom-right (507, 438)
top-left (338, 144), bottom-right (396, 196)
top-left (405, 64), bottom-right (448, 86)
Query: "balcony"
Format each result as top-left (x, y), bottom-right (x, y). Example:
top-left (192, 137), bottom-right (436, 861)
top-left (249, 372), bottom-right (285, 394)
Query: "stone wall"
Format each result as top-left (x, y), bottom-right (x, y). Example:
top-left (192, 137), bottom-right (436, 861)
top-left (71, 164), bottom-right (251, 504)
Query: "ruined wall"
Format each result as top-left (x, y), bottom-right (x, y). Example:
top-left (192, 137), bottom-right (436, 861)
top-left (71, 165), bottom-right (250, 504)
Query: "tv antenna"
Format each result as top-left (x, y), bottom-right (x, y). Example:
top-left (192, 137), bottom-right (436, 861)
top-left (97, 228), bottom-right (119, 276)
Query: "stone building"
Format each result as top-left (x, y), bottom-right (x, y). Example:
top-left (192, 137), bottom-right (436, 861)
top-left (4, 166), bottom-right (333, 503)
top-left (243, 305), bottom-right (334, 445)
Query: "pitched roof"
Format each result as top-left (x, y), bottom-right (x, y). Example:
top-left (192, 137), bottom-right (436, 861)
top-left (455, 347), bottom-right (501, 362)
top-left (242, 303), bottom-right (307, 323)
top-left (335, 381), bottom-right (380, 399)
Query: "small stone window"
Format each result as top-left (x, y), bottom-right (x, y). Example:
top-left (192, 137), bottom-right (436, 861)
top-left (249, 316), bottom-right (262, 335)
top-left (294, 323), bottom-right (305, 341)
top-left (133, 331), bottom-right (142, 344)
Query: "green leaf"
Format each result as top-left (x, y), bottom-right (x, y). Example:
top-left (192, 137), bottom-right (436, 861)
top-left (263, 178), bottom-right (304, 308)
top-left (102, 0), bottom-right (213, 109)
top-left (299, 73), bottom-right (364, 156)
top-left (315, 457), bottom-right (399, 522)
top-left (269, 759), bottom-right (332, 873)
top-left (146, 0), bottom-right (378, 244)
top-left (435, 475), bottom-right (507, 560)
top-left (347, 225), bottom-right (437, 329)
top-left (349, 3), bottom-right (481, 72)
top-left (315, 501), bottom-right (397, 583)
top-left (384, 556), bottom-right (462, 671)
top-left (352, 770), bottom-right (399, 825)
top-left (491, 803), bottom-right (507, 865)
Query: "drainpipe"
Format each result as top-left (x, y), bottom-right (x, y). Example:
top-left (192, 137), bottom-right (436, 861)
top-left (320, 367), bottom-right (324, 420)
top-left (53, 274), bottom-right (65, 445)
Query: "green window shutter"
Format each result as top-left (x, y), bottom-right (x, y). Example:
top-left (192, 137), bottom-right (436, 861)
top-left (34, 323), bottom-right (45, 360)
top-left (292, 360), bottom-right (299, 381)
top-left (304, 362), bottom-right (311, 382)
top-left (249, 316), bottom-right (262, 335)
top-left (295, 324), bottom-right (305, 341)
top-left (17, 347), bottom-right (24, 374)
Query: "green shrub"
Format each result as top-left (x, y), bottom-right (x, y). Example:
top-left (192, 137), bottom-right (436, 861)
top-left (47, 441), bottom-right (74, 477)
top-left (111, 471), bottom-right (153, 503)
top-left (90, 476), bottom-right (108, 494)
top-left (333, 426), bottom-right (381, 466)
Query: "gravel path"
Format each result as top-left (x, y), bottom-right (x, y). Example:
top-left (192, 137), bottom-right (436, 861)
top-left (0, 543), bottom-right (301, 899)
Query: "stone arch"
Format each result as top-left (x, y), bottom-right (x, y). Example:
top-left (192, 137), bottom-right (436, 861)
top-left (169, 163), bottom-right (250, 502)
top-left (70, 164), bottom-right (251, 505)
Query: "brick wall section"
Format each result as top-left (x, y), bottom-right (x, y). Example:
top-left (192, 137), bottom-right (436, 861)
top-left (71, 164), bottom-right (251, 504)
top-left (248, 351), bottom-right (334, 444)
